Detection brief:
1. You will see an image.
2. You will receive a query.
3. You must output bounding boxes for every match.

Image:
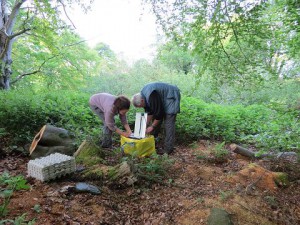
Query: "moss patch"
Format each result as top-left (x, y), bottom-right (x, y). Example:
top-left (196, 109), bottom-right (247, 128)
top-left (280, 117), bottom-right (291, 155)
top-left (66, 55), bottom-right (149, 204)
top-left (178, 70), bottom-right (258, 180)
top-left (75, 140), bottom-right (106, 166)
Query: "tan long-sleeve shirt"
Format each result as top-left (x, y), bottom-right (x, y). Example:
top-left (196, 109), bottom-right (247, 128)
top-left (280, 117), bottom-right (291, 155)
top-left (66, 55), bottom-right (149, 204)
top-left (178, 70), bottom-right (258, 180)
top-left (89, 93), bottom-right (127, 131)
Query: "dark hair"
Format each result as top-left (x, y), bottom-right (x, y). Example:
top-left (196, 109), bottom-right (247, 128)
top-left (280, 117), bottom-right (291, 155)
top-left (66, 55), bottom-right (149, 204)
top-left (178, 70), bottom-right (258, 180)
top-left (114, 96), bottom-right (130, 110)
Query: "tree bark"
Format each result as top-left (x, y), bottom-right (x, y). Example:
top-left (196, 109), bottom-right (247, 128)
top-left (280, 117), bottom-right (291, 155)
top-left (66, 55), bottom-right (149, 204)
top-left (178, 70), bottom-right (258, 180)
top-left (29, 124), bottom-right (77, 158)
top-left (0, 0), bottom-right (26, 90)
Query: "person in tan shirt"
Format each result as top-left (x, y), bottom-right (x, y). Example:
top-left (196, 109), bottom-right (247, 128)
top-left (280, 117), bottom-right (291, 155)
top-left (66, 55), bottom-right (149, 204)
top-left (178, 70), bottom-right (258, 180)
top-left (89, 93), bottom-right (132, 148)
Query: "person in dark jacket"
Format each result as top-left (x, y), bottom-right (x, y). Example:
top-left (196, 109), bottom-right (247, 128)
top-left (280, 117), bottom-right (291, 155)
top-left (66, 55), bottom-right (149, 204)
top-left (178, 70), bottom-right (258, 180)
top-left (132, 82), bottom-right (181, 154)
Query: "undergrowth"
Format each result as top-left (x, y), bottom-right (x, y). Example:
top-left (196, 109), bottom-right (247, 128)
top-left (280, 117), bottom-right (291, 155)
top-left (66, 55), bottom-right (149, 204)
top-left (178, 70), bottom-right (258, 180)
top-left (0, 89), bottom-right (299, 154)
top-left (0, 172), bottom-right (35, 224)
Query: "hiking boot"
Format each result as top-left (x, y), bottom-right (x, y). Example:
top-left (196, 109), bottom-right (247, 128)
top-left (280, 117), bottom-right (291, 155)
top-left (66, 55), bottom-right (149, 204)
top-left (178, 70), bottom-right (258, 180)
top-left (156, 148), bottom-right (168, 155)
top-left (157, 147), bottom-right (174, 155)
top-left (101, 139), bottom-right (112, 149)
top-left (101, 144), bottom-right (112, 149)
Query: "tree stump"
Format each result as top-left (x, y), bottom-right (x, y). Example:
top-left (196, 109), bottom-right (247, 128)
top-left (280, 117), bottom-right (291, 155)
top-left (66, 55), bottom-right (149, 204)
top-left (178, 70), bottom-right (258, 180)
top-left (107, 161), bottom-right (138, 188)
top-left (29, 124), bottom-right (77, 158)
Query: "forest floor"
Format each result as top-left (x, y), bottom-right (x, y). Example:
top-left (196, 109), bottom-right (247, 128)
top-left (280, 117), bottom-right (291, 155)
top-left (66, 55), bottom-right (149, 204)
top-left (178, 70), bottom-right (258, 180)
top-left (0, 139), bottom-right (300, 225)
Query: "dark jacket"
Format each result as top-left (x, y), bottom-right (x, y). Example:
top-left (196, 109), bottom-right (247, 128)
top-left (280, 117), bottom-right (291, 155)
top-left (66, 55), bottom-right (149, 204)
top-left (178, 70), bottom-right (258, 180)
top-left (141, 82), bottom-right (181, 115)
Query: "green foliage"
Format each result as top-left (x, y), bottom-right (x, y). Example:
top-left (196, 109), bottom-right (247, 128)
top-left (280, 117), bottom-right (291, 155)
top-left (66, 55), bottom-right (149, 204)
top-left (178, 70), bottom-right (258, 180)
top-left (32, 205), bottom-right (41, 214)
top-left (157, 41), bottom-right (195, 75)
top-left (85, 58), bottom-right (198, 98)
top-left (274, 172), bottom-right (289, 187)
top-left (145, 0), bottom-right (300, 88)
top-left (0, 0), bottom-right (96, 90)
top-left (264, 195), bottom-right (277, 208)
top-left (0, 128), bottom-right (7, 137)
top-left (0, 89), bottom-right (95, 144)
top-left (0, 213), bottom-right (36, 225)
top-left (124, 154), bottom-right (174, 182)
top-left (94, 42), bottom-right (117, 61)
top-left (177, 96), bottom-right (299, 152)
top-left (195, 142), bottom-right (230, 163)
top-left (219, 190), bottom-right (233, 202)
top-left (0, 173), bottom-right (29, 193)
top-left (0, 172), bottom-right (30, 217)
top-left (195, 151), bottom-right (208, 161)
top-left (210, 142), bottom-right (229, 162)
top-left (0, 87), bottom-right (298, 153)
top-left (75, 141), bottom-right (106, 166)
top-left (12, 25), bottom-right (100, 90)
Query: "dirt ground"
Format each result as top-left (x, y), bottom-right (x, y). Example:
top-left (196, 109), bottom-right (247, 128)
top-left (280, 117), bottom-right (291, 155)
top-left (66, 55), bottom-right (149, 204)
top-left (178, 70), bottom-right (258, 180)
top-left (1, 140), bottom-right (300, 225)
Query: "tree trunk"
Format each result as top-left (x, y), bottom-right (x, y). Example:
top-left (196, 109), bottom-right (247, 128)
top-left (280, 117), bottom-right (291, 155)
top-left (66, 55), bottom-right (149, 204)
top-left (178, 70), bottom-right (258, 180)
top-left (0, 0), bottom-right (26, 90)
top-left (29, 124), bottom-right (77, 158)
top-left (0, 49), bottom-right (13, 90)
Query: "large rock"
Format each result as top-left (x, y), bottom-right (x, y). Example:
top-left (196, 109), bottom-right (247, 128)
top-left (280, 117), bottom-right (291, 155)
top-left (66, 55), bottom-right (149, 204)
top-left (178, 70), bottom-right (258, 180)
top-left (29, 125), bottom-right (77, 158)
top-left (207, 208), bottom-right (233, 225)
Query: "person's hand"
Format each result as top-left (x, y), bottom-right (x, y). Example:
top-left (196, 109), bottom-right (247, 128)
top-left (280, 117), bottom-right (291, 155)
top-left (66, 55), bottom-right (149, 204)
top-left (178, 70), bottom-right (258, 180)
top-left (122, 131), bottom-right (131, 138)
top-left (126, 130), bottom-right (132, 137)
top-left (146, 126), bottom-right (154, 134)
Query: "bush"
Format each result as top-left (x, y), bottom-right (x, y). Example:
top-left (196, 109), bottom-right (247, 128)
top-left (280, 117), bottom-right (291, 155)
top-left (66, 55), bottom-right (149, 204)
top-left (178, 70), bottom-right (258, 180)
top-left (0, 89), bottom-right (94, 144)
top-left (0, 90), bottom-right (299, 153)
top-left (176, 97), bottom-right (299, 152)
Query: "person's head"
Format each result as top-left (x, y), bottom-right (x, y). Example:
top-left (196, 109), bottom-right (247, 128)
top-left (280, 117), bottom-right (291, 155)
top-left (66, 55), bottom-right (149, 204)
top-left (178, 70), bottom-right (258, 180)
top-left (132, 93), bottom-right (145, 108)
top-left (114, 96), bottom-right (130, 115)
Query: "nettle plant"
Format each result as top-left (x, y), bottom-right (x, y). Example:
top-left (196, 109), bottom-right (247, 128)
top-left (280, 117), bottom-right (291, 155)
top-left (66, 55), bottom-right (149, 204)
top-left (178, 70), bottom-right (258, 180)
top-left (123, 154), bottom-right (174, 183)
top-left (0, 172), bottom-right (30, 217)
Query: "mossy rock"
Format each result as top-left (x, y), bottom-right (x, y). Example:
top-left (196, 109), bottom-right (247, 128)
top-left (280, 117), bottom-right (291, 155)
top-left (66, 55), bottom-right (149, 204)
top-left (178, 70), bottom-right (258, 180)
top-left (274, 172), bottom-right (289, 186)
top-left (82, 165), bottom-right (109, 180)
top-left (207, 208), bottom-right (233, 225)
top-left (74, 140), bottom-right (105, 166)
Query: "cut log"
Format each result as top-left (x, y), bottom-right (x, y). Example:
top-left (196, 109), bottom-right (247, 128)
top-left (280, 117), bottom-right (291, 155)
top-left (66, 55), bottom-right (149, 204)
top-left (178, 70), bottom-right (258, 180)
top-left (74, 140), bottom-right (105, 166)
top-left (229, 143), bottom-right (298, 163)
top-left (107, 161), bottom-right (138, 187)
top-left (229, 144), bottom-right (255, 159)
top-left (29, 124), bottom-right (77, 158)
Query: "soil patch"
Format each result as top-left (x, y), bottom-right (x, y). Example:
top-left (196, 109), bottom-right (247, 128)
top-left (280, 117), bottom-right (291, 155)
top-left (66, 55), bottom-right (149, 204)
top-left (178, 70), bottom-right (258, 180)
top-left (1, 141), bottom-right (299, 224)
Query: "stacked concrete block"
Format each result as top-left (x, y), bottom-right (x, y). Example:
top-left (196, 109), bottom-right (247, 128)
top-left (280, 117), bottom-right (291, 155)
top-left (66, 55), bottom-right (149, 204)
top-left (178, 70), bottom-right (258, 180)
top-left (27, 153), bottom-right (76, 182)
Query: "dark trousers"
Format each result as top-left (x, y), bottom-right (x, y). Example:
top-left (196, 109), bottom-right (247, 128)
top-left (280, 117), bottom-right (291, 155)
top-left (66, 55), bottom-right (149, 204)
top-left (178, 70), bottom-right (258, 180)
top-left (90, 105), bottom-right (112, 147)
top-left (153, 114), bottom-right (177, 153)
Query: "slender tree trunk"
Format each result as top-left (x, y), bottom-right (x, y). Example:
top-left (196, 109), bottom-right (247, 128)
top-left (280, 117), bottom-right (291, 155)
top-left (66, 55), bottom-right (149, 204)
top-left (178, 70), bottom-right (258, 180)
top-left (0, 0), bottom-right (26, 90)
top-left (0, 46), bottom-right (13, 90)
top-left (0, 0), bottom-right (9, 89)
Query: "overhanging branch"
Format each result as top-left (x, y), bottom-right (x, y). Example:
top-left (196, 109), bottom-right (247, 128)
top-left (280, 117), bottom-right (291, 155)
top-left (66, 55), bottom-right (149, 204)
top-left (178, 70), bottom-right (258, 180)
top-left (223, 0), bottom-right (252, 65)
top-left (57, 0), bottom-right (76, 29)
top-left (0, 28), bottom-right (31, 59)
top-left (10, 55), bottom-right (59, 85)
top-left (218, 34), bottom-right (243, 75)
top-left (6, 0), bottom-right (27, 34)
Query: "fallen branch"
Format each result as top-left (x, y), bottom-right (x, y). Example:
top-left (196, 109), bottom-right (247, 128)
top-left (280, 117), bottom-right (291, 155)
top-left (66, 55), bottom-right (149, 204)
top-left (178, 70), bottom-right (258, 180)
top-left (229, 144), bottom-right (298, 163)
top-left (230, 144), bottom-right (255, 159)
